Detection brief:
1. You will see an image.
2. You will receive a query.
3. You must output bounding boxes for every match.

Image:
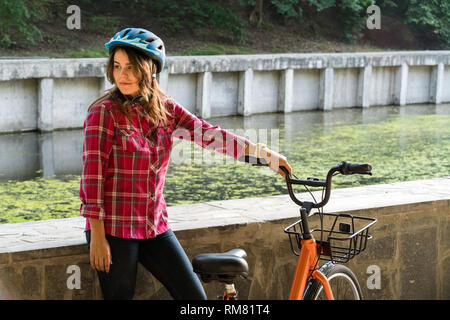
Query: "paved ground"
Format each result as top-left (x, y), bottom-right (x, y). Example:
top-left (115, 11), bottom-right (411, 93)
top-left (1, 177), bottom-right (449, 253)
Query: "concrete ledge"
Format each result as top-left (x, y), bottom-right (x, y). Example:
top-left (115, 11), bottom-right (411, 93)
top-left (166, 51), bottom-right (450, 73)
top-left (0, 177), bottom-right (449, 299)
top-left (0, 58), bottom-right (106, 81)
top-left (2, 52), bottom-right (449, 80)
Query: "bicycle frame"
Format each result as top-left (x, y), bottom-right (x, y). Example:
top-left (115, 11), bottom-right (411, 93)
top-left (288, 237), bottom-right (334, 300)
top-left (284, 198), bottom-right (333, 300)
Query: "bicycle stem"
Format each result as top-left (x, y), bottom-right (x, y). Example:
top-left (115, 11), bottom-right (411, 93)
top-left (299, 207), bottom-right (312, 240)
top-left (280, 164), bottom-right (341, 209)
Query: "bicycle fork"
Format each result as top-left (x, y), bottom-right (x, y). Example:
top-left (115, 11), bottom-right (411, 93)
top-left (288, 205), bottom-right (334, 300)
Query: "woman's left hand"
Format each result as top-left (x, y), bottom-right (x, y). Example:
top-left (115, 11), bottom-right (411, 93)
top-left (262, 148), bottom-right (293, 179)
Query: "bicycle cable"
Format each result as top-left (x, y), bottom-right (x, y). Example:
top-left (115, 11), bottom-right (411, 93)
top-left (315, 188), bottom-right (325, 270)
top-left (313, 172), bottom-right (339, 270)
top-left (302, 183), bottom-right (323, 270)
top-left (292, 171), bottom-right (340, 270)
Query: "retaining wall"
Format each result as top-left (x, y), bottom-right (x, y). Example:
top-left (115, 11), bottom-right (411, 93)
top-left (0, 51), bottom-right (449, 133)
top-left (0, 177), bottom-right (449, 300)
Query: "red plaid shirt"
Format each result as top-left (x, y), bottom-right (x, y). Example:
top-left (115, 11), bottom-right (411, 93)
top-left (79, 98), bottom-right (250, 239)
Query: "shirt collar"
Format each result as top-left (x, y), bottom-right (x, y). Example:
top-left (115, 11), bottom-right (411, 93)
top-left (130, 95), bottom-right (143, 106)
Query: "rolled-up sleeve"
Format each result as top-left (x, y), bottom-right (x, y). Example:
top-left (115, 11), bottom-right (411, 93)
top-left (79, 104), bottom-right (115, 220)
top-left (171, 101), bottom-right (250, 160)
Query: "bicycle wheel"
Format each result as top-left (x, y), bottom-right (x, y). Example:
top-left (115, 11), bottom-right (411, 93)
top-left (303, 263), bottom-right (363, 300)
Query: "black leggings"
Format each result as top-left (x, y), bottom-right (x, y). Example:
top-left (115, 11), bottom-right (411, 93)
top-left (85, 229), bottom-right (207, 300)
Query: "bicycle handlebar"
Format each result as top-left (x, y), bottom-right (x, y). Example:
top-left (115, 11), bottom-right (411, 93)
top-left (281, 161), bottom-right (372, 208)
top-left (242, 155), bottom-right (372, 209)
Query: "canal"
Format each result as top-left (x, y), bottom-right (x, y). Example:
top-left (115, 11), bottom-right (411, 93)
top-left (0, 103), bottom-right (449, 224)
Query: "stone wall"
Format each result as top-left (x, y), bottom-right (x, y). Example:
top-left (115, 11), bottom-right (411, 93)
top-left (0, 178), bottom-right (449, 300)
top-left (345, 200), bottom-right (450, 299)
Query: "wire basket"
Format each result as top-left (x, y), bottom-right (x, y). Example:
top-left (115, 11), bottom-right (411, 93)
top-left (284, 212), bottom-right (376, 263)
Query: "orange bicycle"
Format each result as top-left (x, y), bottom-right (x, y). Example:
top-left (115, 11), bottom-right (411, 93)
top-left (192, 160), bottom-right (377, 300)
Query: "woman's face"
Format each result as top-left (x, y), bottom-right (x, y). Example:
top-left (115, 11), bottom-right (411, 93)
top-left (113, 48), bottom-right (141, 97)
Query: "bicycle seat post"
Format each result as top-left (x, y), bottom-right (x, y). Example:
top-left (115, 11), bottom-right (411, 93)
top-left (222, 283), bottom-right (238, 300)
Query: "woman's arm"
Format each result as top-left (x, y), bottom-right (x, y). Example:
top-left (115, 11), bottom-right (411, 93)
top-left (79, 103), bottom-right (115, 221)
top-left (89, 218), bottom-right (112, 273)
top-left (171, 101), bottom-right (250, 160)
top-left (80, 103), bottom-right (115, 273)
top-left (170, 100), bottom-right (293, 178)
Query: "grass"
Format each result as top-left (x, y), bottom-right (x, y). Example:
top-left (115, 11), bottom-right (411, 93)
top-left (181, 43), bottom-right (255, 56)
top-left (65, 46), bottom-right (108, 58)
top-left (20, 42), bottom-right (284, 59)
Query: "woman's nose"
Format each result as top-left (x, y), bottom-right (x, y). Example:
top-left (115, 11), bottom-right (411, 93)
top-left (119, 69), bottom-right (128, 78)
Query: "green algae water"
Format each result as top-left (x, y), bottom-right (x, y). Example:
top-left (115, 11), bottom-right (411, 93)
top-left (0, 104), bottom-right (449, 224)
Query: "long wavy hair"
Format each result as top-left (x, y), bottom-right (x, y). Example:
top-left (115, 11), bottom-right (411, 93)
top-left (88, 46), bottom-right (171, 128)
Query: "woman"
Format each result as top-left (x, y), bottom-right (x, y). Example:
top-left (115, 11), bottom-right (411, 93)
top-left (80, 27), bottom-right (292, 300)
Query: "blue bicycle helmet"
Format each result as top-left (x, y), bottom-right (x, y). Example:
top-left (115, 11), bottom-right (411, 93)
top-left (105, 27), bottom-right (166, 74)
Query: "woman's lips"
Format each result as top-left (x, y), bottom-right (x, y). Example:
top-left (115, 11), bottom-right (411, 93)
top-left (120, 82), bottom-right (131, 86)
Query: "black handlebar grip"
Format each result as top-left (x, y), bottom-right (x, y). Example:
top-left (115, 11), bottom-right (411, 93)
top-left (340, 162), bottom-right (372, 175)
top-left (348, 163), bottom-right (372, 174)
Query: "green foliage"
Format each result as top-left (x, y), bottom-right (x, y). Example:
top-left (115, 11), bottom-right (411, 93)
top-left (0, 0), bottom-right (448, 53)
top-left (270, 0), bottom-right (303, 17)
top-left (336, 0), bottom-right (375, 42)
top-left (404, 0), bottom-right (450, 46)
top-left (240, 0), bottom-right (375, 41)
top-left (147, 0), bottom-right (248, 43)
top-left (0, 0), bottom-right (48, 47)
top-left (305, 0), bottom-right (336, 11)
top-left (243, 0), bottom-right (448, 45)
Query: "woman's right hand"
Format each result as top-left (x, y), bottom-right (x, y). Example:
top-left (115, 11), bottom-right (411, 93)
top-left (90, 233), bottom-right (112, 273)
top-left (88, 219), bottom-right (112, 273)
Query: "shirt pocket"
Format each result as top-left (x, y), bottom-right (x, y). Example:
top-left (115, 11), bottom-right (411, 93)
top-left (155, 126), bottom-right (172, 167)
top-left (116, 129), bottom-right (150, 153)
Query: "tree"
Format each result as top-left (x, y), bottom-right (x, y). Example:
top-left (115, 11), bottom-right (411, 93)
top-left (249, 0), bottom-right (264, 26)
top-left (404, 0), bottom-right (450, 46)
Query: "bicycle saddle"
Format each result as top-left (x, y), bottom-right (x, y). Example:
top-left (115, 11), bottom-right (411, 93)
top-left (192, 248), bottom-right (248, 284)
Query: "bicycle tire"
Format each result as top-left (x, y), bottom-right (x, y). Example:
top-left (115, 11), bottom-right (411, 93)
top-left (303, 263), bottom-right (363, 300)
